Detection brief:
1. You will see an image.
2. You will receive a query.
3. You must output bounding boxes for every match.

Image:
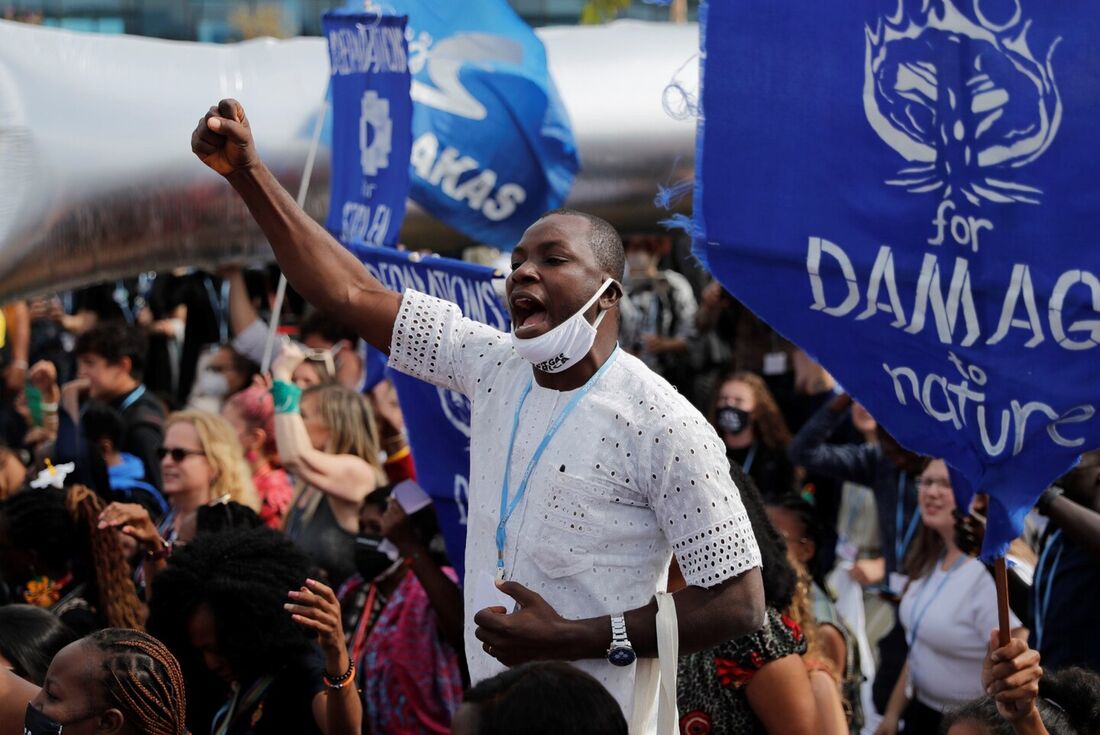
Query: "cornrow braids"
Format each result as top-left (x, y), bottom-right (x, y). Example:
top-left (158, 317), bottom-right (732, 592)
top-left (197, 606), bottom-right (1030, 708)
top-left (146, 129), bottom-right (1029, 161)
top-left (89, 628), bottom-right (187, 735)
top-left (65, 485), bottom-right (145, 630)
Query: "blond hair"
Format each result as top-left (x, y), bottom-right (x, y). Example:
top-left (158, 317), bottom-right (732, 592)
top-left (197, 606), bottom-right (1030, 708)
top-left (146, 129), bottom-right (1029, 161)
top-left (166, 410), bottom-right (260, 512)
top-left (302, 384), bottom-right (384, 477)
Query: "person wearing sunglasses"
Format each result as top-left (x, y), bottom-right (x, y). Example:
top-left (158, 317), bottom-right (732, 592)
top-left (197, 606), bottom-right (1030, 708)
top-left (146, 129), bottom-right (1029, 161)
top-left (98, 410), bottom-right (261, 583)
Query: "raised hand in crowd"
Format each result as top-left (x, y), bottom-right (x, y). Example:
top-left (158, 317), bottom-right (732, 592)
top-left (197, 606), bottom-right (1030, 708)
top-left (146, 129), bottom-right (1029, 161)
top-left (28, 359), bottom-right (60, 405)
top-left (286, 578), bottom-right (362, 735)
top-left (981, 632), bottom-right (1047, 734)
top-left (98, 501), bottom-right (162, 549)
top-left (98, 501), bottom-right (171, 589)
top-left (271, 340), bottom-right (307, 383)
top-left (287, 578), bottom-right (349, 674)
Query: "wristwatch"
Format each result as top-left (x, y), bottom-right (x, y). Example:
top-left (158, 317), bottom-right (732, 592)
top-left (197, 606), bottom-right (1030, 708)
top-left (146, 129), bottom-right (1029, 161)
top-left (606, 614), bottom-right (637, 667)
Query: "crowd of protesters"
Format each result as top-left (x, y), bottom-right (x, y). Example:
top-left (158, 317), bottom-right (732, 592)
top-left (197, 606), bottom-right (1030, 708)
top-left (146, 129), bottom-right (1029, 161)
top-left (0, 105), bottom-right (1096, 734)
top-left (0, 241), bottom-right (1094, 734)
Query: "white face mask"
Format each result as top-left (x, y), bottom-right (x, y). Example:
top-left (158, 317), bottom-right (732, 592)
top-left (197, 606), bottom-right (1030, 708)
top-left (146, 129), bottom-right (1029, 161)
top-left (196, 369), bottom-right (230, 399)
top-left (511, 278), bottom-right (615, 373)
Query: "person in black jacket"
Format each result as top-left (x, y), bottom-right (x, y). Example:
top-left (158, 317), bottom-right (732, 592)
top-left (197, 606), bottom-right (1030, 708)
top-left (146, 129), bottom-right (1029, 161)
top-left (74, 323), bottom-right (165, 489)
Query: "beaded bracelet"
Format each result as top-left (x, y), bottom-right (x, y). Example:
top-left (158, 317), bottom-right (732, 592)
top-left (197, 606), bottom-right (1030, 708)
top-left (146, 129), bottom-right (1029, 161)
top-left (323, 662), bottom-right (356, 689)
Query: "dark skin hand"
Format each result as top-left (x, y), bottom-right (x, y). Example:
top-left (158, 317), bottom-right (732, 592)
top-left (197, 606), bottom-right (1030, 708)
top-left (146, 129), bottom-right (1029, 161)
top-left (982, 632), bottom-right (1048, 733)
top-left (473, 570), bottom-right (764, 666)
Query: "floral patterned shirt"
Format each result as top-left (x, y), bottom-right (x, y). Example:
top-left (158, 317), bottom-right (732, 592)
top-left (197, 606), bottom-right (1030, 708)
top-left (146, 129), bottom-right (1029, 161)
top-left (678, 607), bottom-right (807, 734)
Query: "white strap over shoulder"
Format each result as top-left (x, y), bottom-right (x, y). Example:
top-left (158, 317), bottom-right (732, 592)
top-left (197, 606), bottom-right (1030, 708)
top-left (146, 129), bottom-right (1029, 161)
top-left (655, 591), bottom-right (679, 735)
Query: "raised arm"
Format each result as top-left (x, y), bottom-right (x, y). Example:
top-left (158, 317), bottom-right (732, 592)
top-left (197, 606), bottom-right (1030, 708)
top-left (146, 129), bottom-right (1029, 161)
top-left (272, 346), bottom-right (379, 505)
top-left (192, 99), bottom-right (401, 353)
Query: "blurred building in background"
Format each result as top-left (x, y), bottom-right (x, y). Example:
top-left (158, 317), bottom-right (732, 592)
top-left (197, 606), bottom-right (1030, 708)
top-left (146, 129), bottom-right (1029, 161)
top-left (1, 0), bottom-right (698, 40)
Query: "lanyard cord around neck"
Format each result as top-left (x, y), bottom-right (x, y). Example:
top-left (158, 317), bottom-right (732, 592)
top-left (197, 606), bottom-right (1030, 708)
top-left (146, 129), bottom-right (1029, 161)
top-left (211, 673), bottom-right (278, 735)
top-left (895, 474), bottom-right (920, 570)
top-left (119, 385), bottom-right (146, 412)
top-left (742, 441), bottom-right (758, 475)
top-left (906, 552), bottom-right (967, 649)
top-left (1034, 529), bottom-right (1065, 651)
top-left (496, 347), bottom-right (621, 580)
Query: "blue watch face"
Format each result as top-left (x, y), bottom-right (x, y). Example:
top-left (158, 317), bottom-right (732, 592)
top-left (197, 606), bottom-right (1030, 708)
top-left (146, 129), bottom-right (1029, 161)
top-left (608, 646), bottom-right (636, 667)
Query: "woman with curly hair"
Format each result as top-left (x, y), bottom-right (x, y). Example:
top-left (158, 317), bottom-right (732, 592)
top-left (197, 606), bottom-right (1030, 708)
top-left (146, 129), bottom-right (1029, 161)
top-left (147, 526), bottom-right (361, 735)
top-left (98, 410), bottom-right (262, 580)
top-left (0, 485), bottom-right (144, 635)
top-left (19, 628), bottom-right (187, 735)
top-left (711, 371), bottom-right (797, 498)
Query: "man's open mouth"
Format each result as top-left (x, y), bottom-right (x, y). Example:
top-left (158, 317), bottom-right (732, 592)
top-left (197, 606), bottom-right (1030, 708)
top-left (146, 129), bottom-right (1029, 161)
top-left (511, 292), bottom-right (549, 337)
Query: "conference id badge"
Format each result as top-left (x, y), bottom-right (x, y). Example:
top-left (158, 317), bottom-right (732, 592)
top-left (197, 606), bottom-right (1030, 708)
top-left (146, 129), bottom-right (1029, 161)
top-left (472, 570), bottom-right (515, 614)
top-left (763, 351), bottom-right (788, 376)
top-left (836, 538), bottom-right (859, 563)
top-left (888, 572), bottom-right (910, 597)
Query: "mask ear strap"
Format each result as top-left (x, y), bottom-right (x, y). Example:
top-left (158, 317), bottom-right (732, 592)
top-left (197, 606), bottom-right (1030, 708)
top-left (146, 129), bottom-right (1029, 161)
top-left (587, 278), bottom-right (616, 327)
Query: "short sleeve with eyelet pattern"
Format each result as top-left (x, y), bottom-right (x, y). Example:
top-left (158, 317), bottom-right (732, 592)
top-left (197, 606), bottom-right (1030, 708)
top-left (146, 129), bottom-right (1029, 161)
top-left (387, 289), bottom-right (512, 399)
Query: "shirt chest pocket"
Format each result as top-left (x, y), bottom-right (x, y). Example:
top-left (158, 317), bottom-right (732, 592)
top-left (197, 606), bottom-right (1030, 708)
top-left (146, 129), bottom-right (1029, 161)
top-left (527, 472), bottom-right (656, 579)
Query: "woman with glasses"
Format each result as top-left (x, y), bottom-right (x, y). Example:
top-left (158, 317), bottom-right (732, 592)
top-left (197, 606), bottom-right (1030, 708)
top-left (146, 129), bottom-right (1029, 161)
top-left (875, 459), bottom-right (1023, 735)
top-left (98, 411), bottom-right (262, 581)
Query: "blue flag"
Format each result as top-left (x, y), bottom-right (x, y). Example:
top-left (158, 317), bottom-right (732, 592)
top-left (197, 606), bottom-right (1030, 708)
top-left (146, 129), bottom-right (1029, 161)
top-left (322, 12), bottom-right (412, 248)
top-left (695, 0), bottom-right (1100, 559)
top-left (347, 243), bottom-right (509, 579)
top-left (343, 0), bottom-right (579, 248)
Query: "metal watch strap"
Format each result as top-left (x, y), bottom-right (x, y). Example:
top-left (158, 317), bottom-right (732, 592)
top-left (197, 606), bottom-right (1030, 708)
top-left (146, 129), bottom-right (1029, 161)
top-left (611, 613), bottom-right (630, 646)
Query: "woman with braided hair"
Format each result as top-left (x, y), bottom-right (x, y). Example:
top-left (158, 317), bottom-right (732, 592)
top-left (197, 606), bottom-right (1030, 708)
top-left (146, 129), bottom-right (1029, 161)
top-left (0, 485), bottom-right (144, 634)
top-left (19, 628), bottom-right (187, 735)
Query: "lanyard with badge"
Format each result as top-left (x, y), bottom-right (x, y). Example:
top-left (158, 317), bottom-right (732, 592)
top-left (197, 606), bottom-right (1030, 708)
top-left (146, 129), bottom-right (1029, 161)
top-left (1033, 529), bottom-right (1065, 651)
top-left (496, 347), bottom-right (621, 581)
top-left (905, 553), bottom-right (967, 649)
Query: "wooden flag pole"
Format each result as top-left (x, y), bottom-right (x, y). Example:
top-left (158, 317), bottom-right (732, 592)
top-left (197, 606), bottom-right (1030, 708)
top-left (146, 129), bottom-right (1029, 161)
top-left (994, 557), bottom-right (1012, 647)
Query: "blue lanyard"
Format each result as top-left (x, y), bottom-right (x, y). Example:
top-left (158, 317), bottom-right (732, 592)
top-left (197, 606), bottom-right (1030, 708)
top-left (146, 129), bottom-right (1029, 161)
top-left (496, 348), bottom-right (620, 579)
top-left (906, 553), bottom-right (967, 648)
top-left (895, 474), bottom-right (919, 569)
top-left (119, 385), bottom-right (146, 412)
top-left (1034, 529), bottom-right (1064, 651)
top-left (742, 441), bottom-right (759, 475)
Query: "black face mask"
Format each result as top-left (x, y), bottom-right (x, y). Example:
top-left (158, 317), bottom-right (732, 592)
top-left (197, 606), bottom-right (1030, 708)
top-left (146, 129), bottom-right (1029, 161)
top-left (24, 703), bottom-right (64, 735)
top-left (354, 534), bottom-right (397, 581)
top-left (717, 406), bottom-right (751, 435)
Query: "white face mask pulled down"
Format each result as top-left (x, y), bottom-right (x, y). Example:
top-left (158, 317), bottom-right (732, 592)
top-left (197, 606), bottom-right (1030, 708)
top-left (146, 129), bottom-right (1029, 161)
top-left (510, 278), bottom-right (614, 374)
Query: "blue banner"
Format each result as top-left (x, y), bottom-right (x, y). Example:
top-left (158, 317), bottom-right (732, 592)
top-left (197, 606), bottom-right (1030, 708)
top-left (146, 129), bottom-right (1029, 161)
top-left (341, 0), bottom-right (579, 248)
top-left (322, 12), bottom-right (412, 248)
top-left (348, 243), bottom-right (509, 579)
top-left (696, 0), bottom-right (1100, 559)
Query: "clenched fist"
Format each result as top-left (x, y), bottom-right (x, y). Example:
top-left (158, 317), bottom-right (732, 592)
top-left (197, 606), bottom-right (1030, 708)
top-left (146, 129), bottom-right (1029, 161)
top-left (191, 98), bottom-right (259, 177)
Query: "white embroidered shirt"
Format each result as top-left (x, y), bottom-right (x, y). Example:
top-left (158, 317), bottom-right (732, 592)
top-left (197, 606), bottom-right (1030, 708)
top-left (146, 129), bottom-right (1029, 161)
top-left (387, 290), bottom-right (761, 722)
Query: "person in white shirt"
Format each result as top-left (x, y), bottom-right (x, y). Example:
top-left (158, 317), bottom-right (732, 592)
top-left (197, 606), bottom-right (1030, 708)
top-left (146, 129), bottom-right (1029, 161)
top-left (877, 459), bottom-right (1022, 735)
top-left (190, 99), bottom-right (766, 730)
